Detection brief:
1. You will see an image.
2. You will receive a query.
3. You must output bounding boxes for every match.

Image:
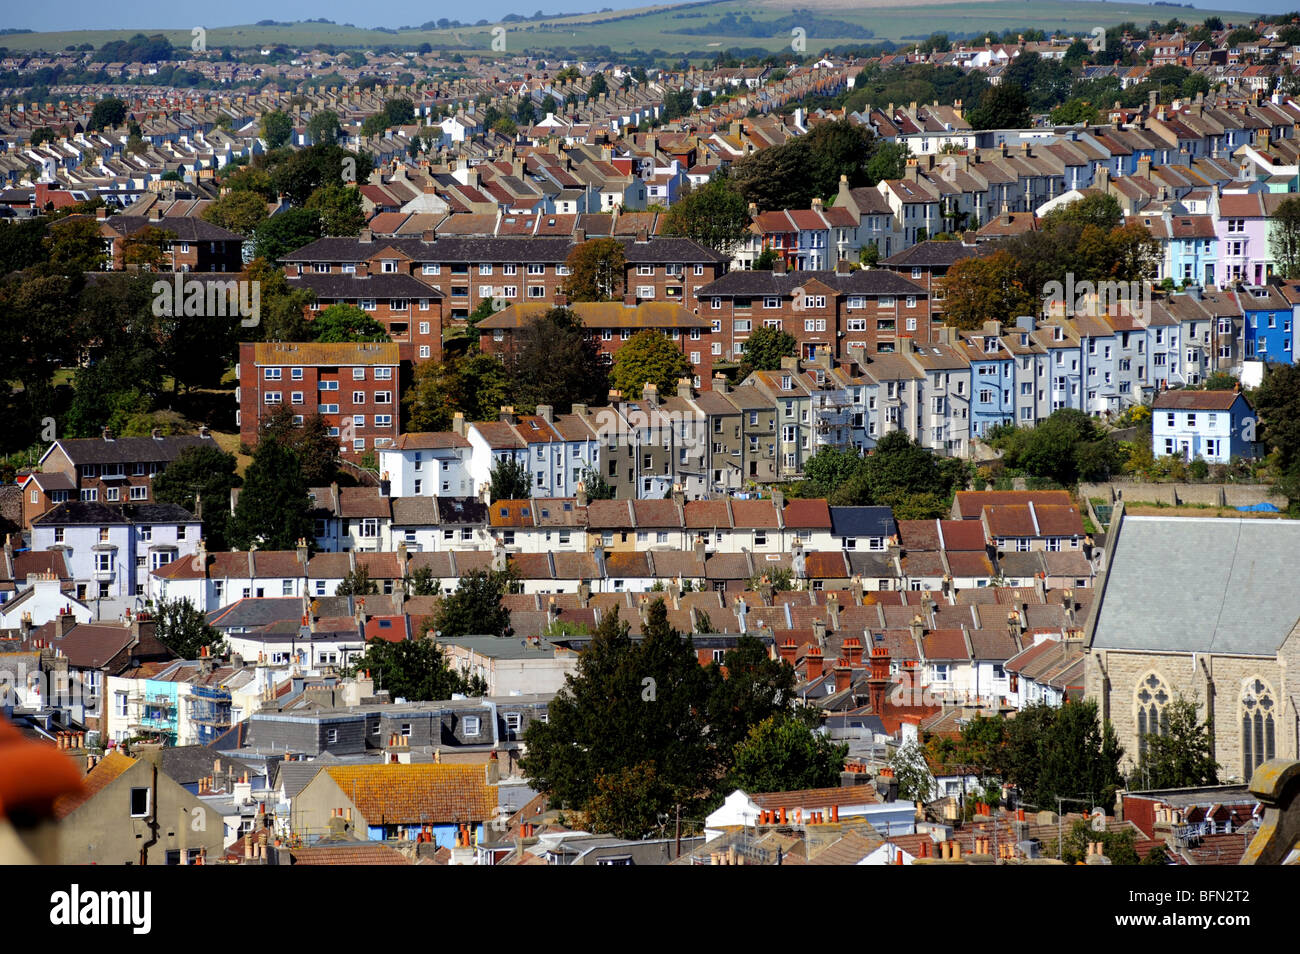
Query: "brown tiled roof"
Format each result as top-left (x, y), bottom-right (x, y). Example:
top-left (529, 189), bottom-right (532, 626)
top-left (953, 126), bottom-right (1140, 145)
top-left (730, 499), bottom-right (779, 529)
top-left (922, 629), bottom-right (970, 661)
top-left (684, 499), bottom-right (731, 529)
top-left (392, 432), bottom-right (471, 450)
top-left (54, 751), bottom-right (135, 820)
top-left (323, 764), bottom-right (496, 824)
top-left (803, 552), bottom-right (848, 578)
top-left (290, 843), bottom-right (414, 865)
top-left (953, 490), bottom-right (1073, 519)
top-left (783, 499), bottom-right (831, 528)
top-left (251, 341), bottom-right (399, 366)
top-left (1152, 389), bottom-right (1242, 411)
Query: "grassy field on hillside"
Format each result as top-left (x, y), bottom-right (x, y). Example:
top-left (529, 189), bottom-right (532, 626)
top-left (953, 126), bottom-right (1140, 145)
top-left (0, 1), bottom-right (1259, 55)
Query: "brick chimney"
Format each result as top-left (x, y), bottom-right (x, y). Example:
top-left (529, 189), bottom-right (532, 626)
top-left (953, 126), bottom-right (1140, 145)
top-left (867, 647), bottom-right (890, 712)
top-left (805, 646), bottom-right (824, 679)
top-left (778, 638), bottom-right (797, 667)
top-left (833, 663), bottom-right (853, 693)
top-left (842, 636), bottom-right (863, 666)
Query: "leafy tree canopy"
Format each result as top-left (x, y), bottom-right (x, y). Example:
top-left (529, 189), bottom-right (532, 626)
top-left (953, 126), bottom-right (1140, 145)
top-left (433, 568), bottom-right (515, 638)
top-left (609, 330), bottom-right (693, 401)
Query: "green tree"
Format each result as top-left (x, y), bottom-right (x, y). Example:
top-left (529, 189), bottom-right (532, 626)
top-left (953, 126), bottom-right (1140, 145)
top-left (802, 119), bottom-right (878, 198)
top-left (862, 429), bottom-right (958, 501)
top-left (1050, 98), bottom-right (1102, 125)
top-left (312, 303), bottom-right (389, 342)
top-left (584, 761), bottom-right (675, 839)
top-left (0, 217), bottom-right (50, 274)
top-left (731, 136), bottom-right (816, 210)
top-left (153, 445), bottom-right (242, 552)
top-left (489, 455), bottom-right (530, 500)
top-left (307, 109), bottom-right (341, 144)
top-left (336, 566), bottom-right (379, 596)
top-left (1005, 701), bottom-right (1124, 814)
top-left (349, 637), bottom-right (484, 701)
top-left (890, 739), bottom-right (936, 803)
top-left (1055, 818), bottom-right (1142, 865)
top-left (89, 97), bottom-right (128, 131)
top-left (43, 218), bottom-right (108, 274)
top-left (383, 98), bottom-right (415, 126)
top-left (154, 597), bottom-right (225, 659)
top-left (227, 438), bottom-right (315, 551)
top-left (220, 164), bottom-right (277, 201)
top-left (433, 568), bottom-right (515, 637)
top-left (579, 466), bottom-right (615, 500)
top-left (1042, 192), bottom-right (1123, 232)
top-left (252, 208), bottom-right (322, 263)
top-left (520, 601), bottom-right (722, 825)
top-left (503, 306), bottom-right (608, 413)
top-left (404, 352), bottom-right (509, 432)
top-left (260, 110), bottom-right (293, 148)
top-left (609, 330), bottom-right (693, 400)
top-left (562, 238), bottom-right (626, 302)
top-left (258, 405), bottom-right (339, 487)
top-left (659, 176), bottom-right (751, 256)
top-left (587, 72), bottom-right (608, 98)
top-left (1256, 363), bottom-right (1300, 503)
top-left (270, 145), bottom-right (372, 206)
top-left (244, 258), bottom-right (314, 341)
top-left (707, 634), bottom-right (797, 755)
top-left (121, 225), bottom-right (177, 270)
top-left (1131, 694), bottom-right (1220, 791)
top-left (1270, 197), bottom-right (1300, 280)
top-left (201, 190), bottom-right (269, 235)
top-left (727, 714), bottom-right (847, 794)
top-left (305, 184), bottom-right (366, 236)
top-left (403, 565), bottom-right (441, 597)
top-left (991, 408), bottom-right (1121, 485)
top-left (940, 249), bottom-right (1034, 330)
top-left (865, 141), bottom-right (911, 185)
top-left (967, 84), bottom-right (1030, 130)
top-left (737, 324), bottom-right (797, 378)
top-left (800, 445), bottom-right (864, 499)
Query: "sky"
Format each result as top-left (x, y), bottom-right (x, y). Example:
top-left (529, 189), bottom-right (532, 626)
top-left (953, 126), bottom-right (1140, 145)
top-left (3, 0), bottom-right (1291, 33)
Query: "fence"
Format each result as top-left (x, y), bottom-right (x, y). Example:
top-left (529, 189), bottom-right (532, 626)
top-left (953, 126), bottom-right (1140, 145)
top-left (1080, 482), bottom-right (1287, 510)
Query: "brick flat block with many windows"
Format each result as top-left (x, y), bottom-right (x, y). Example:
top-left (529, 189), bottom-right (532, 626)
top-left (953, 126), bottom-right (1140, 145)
top-left (237, 342), bottom-right (401, 458)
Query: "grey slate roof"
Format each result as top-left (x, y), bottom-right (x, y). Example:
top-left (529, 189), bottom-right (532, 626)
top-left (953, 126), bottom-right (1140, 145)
top-left (51, 434), bottom-right (217, 465)
top-left (697, 269), bottom-right (926, 297)
top-left (287, 273), bottom-right (444, 298)
top-left (31, 501), bottom-right (198, 526)
top-left (281, 235), bottom-right (724, 264)
top-left (828, 506), bottom-right (897, 538)
top-left (107, 215), bottom-right (244, 242)
top-left (880, 240), bottom-right (990, 269)
top-left (160, 745), bottom-right (257, 785)
top-left (1091, 516), bottom-right (1300, 656)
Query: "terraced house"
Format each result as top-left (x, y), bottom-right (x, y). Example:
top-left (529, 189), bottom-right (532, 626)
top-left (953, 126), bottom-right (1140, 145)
top-left (697, 266), bottom-right (930, 363)
top-left (281, 230), bottom-right (727, 327)
top-left (21, 432), bottom-right (219, 530)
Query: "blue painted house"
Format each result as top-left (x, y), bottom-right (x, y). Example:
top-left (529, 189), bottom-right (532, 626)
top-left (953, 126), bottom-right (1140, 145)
top-left (958, 324), bottom-right (1016, 438)
top-left (1151, 389), bottom-right (1258, 463)
top-left (1241, 284), bottom-right (1295, 364)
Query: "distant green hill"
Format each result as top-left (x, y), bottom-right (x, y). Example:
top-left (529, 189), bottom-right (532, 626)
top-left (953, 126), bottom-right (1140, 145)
top-left (0, 1), bottom-right (1262, 55)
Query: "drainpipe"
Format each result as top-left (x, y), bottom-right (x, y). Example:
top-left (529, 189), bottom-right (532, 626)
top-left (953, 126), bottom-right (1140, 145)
top-left (140, 761), bottom-right (160, 865)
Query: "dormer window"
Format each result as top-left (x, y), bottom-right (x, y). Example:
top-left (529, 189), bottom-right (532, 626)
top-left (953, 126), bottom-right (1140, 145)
top-left (381, 259), bottom-right (397, 273)
top-left (781, 375), bottom-right (792, 390)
